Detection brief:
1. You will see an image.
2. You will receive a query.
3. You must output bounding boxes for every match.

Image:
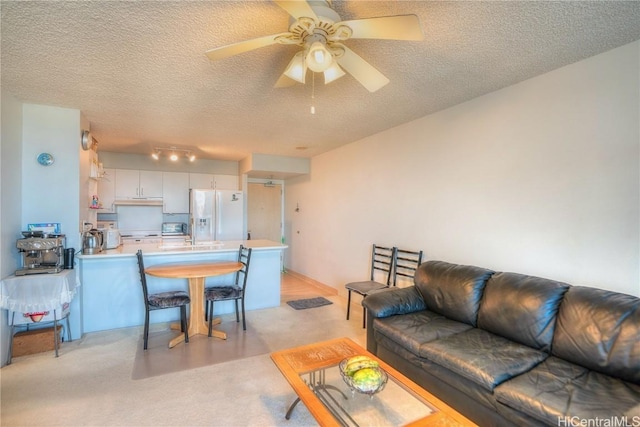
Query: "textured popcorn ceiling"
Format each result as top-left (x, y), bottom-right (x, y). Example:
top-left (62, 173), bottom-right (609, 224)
top-left (2, 1), bottom-right (639, 162)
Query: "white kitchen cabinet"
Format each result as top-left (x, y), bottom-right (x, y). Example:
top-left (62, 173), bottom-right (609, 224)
top-left (214, 174), bottom-right (239, 190)
top-left (115, 169), bottom-right (163, 199)
top-left (162, 172), bottom-right (189, 213)
top-left (98, 168), bottom-right (116, 212)
top-left (140, 171), bottom-right (163, 198)
top-left (189, 173), bottom-right (238, 190)
top-left (115, 169), bottom-right (139, 199)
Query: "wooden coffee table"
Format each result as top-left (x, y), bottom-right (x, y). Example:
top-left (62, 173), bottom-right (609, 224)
top-left (271, 337), bottom-right (476, 427)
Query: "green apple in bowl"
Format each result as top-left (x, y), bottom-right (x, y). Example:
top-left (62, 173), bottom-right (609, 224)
top-left (352, 367), bottom-right (385, 393)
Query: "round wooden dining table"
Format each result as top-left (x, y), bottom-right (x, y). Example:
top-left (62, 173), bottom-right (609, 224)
top-left (144, 261), bottom-right (243, 348)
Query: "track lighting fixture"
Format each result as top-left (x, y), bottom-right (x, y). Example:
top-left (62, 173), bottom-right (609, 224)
top-left (151, 147), bottom-right (196, 162)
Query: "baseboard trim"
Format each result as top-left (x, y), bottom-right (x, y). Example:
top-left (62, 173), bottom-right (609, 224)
top-left (284, 270), bottom-right (338, 295)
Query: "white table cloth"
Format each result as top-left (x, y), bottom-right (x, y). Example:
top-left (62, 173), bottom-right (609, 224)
top-left (2, 269), bottom-right (79, 362)
top-left (0, 269), bottom-right (79, 313)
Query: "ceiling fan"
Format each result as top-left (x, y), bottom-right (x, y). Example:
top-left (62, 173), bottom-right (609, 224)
top-left (205, 0), bottom-right (424, 93)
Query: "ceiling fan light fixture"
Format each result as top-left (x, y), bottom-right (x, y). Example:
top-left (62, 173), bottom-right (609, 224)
top-left (313, 46), bottom-right (326, 64)
top-left (283, 51), bottom-right (307, 83)
top-left (323, 61), bottom-right (345, 84)
top-left (204, 2), bottom-right (424, 93)
top-left (306, 41), bottom-right (332, 72)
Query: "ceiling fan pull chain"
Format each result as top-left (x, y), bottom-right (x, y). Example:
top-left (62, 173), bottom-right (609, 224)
top-left (310, 72), bottom-right (316, 115)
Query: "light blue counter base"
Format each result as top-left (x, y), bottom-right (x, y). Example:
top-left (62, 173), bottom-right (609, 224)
top-left (78, 242), bottom-right (284, 335)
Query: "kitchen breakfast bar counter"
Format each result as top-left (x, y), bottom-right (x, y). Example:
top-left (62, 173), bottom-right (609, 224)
top-left (76, 240), bottom-right (286, 335)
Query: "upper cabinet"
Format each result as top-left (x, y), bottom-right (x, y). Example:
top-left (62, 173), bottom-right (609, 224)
top-left (214, 174), bottom-right (239, 190)
top-left (162, 172), bottom-right (189, 213)
top-left (115, 169), bottom-right (163, 199)
top-left (98, 168), bottom-right (116, 212)
top-left (189, 173), bottom-right (238, 190)
top-left (139, 171), bottom-right (163, 198)
top-left (189, 173), bottom-right (213, 189)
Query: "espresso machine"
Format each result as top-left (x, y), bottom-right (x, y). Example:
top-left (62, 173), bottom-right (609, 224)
top-left (16, 231), bottom-right (65, 275)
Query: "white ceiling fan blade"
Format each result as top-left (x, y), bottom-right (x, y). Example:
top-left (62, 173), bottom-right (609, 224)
top-left (273, 0), bottom-right (318, 21)
top-left (274, 74), bottom-right (298, 88)
top-left (340, 15), bottom-right (424, 41)
top-left (205, 33), bottom-right (290, 61)
top-left (335, 45), bottom-right (389, 92)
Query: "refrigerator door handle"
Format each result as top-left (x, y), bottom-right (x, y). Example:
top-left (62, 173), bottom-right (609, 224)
top-left (215, 190), bottom-right (222, 240)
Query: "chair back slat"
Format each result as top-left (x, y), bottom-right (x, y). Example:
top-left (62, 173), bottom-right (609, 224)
top-left (136, 250), bottom-right (150, 310)
top-left (370, 244), bottom-right (397, 286)
top-left (235, 245), bottom-right (252, 292)
top-left (392, 248), bottom-right (424, 286)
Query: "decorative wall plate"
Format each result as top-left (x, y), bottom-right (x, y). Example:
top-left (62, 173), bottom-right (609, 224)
top-left (37, 152), bottom-right (54, 166)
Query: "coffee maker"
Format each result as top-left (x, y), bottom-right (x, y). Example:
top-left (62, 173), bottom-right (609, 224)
top-left (16, 231), bottom-right (65, 275)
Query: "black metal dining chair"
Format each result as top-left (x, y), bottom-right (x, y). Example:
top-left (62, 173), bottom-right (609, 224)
top-left (204, 245), bottom-right (252, 334)
top-left (136, 250), bottom-right (190, 350)
top-left (345, 244), bottom-right (397, 328)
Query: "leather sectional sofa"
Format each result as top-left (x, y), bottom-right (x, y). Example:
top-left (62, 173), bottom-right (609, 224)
top-left (362, 260), bottom-right (640, 426)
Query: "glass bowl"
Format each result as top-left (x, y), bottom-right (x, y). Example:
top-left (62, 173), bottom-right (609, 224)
top-left (339, 358), bottom-right (388, 396)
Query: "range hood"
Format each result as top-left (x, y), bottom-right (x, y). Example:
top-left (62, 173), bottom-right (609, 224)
top-left (113, 199), bottom-right (163, 206)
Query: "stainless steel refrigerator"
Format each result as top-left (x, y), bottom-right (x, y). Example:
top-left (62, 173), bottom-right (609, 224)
top-left (189, 189), bottom-right (244, 242)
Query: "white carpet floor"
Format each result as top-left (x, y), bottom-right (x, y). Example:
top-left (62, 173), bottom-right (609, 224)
top-left (1, 294), bottom-right (366, 426)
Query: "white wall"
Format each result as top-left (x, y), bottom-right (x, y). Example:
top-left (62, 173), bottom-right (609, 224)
top-left (239, 153), bottom-right (310, 177)
top-left (1, 103), bottom-right (87, 365)
top-left (79, 114), bottom-right (96, 231)
top-left (1, 91), bottom-right (24, 367)
top-left (1, 93), bottom-right (23, 276)
top-left (285, 41), bottom-right (640, 297)
top-left (22, 104), bottom-right (83, 251)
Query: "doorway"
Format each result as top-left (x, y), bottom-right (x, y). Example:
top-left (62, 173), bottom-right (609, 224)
top-left (247, 181), bottom-right (283, 243)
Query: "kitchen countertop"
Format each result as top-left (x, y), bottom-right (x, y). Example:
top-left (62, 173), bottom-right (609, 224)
top-left (76, 239), bottom-right (287, 259)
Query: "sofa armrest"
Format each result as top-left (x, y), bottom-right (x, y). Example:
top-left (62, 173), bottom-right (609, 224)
top-left (363, 286), bottom-right (426, 319)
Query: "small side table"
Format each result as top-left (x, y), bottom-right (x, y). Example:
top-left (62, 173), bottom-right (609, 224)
top-left (0, 269), bottom-right (80, 364)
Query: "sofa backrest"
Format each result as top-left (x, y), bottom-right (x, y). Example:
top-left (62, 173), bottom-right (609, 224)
top-left (477, 272), bottom-right (569, 352)
top-left (552, 286), bottom-right (640, 385)
top-left (414, 260), bottom-right (494, 327)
